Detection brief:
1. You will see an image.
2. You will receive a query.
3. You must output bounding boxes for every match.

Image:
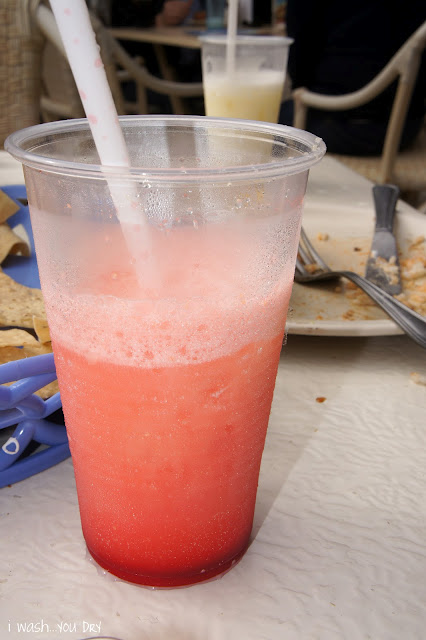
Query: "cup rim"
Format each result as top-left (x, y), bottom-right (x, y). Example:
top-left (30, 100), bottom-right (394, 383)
top-left (5, 115), bottom-right (325, 183)
top-left (199, 34), bottom-right (294, 46)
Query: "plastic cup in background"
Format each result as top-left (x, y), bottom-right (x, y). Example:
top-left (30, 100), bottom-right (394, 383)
top-left (6, 116), bottom-right (325, 588)
top-left (201, 35), bottom-right (293, 122)
top-left (206, 0), bottom-right (226, 30)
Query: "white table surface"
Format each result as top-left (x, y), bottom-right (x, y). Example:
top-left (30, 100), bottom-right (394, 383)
top-left (1, 151), bottom-right (426, 640)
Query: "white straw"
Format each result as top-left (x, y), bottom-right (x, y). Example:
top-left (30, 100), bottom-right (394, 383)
top-left (49, 0), bottom-right (142, 224)
top-left (49, 0), bottom-right (156, 288)
top-left (226, 0), bottom-right (239, 75)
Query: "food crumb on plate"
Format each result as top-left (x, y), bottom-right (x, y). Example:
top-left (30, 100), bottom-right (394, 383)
top-left (395, 236), bottom-right (426, 316)
top-left (410, 372), bottom-right (426, 386)
top-left (343, 236), bottom-right (426, 317)
top-left (342, 309), bottom-right (356, 320)
top-left (368, 253), bottom-right (400, 285)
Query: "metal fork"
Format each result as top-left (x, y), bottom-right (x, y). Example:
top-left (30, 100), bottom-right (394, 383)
top-left (295, 227), bottom-right (426, 348)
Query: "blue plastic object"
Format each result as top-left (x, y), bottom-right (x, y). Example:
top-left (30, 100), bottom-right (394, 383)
top-left (0, 353), bottom-right (69, 487)
top-left (0, 185), bottom-right (69, 486)
top-left (1, 184), bottom-right (40, 288)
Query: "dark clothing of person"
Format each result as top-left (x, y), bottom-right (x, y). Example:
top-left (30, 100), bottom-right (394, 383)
top-left (111, 0), bottom-right (163, 28)
top-left (280, 0), bottom-right (426, 155)
top-left (279, 99), bottom-right (423, 155)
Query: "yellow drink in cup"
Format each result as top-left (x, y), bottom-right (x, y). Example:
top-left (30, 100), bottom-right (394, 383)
top-left (201, 35), bottom-right (293, 122)
top-left (6, 116), bottom-right (324, 587)
top-left (203, 71), bottom-right (285, 122)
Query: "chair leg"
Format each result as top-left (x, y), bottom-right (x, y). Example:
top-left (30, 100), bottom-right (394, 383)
top-left (153, 44), bottom-right (186, 114)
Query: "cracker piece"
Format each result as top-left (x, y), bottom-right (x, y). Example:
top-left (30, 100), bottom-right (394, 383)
top-left (0, 223), bottom-right (30, 263)
top-left (33, 316), bottom-right (51, 344)
top-left (0, 270), bottom-right (46, 328)
top-left (0, 189), bottom-right (20, 223)
top-left (0, 328), bottom-right (39, 347)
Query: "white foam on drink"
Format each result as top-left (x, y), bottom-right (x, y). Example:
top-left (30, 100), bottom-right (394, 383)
top-left (49, 282), bottom-right (292, 369)
top-left (31, 202), bottom-right (302, 368)
top-left (205, 70), bottom-right (284, 92)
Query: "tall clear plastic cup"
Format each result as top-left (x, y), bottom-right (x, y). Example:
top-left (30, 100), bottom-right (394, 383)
top-left (6, 116), bottom-right (325, 587)
top-left (201, 35), bottom-right (294, 122)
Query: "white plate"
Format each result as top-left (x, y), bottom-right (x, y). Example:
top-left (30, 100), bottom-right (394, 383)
top-left (287, 158), bottom-right (426, 336)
